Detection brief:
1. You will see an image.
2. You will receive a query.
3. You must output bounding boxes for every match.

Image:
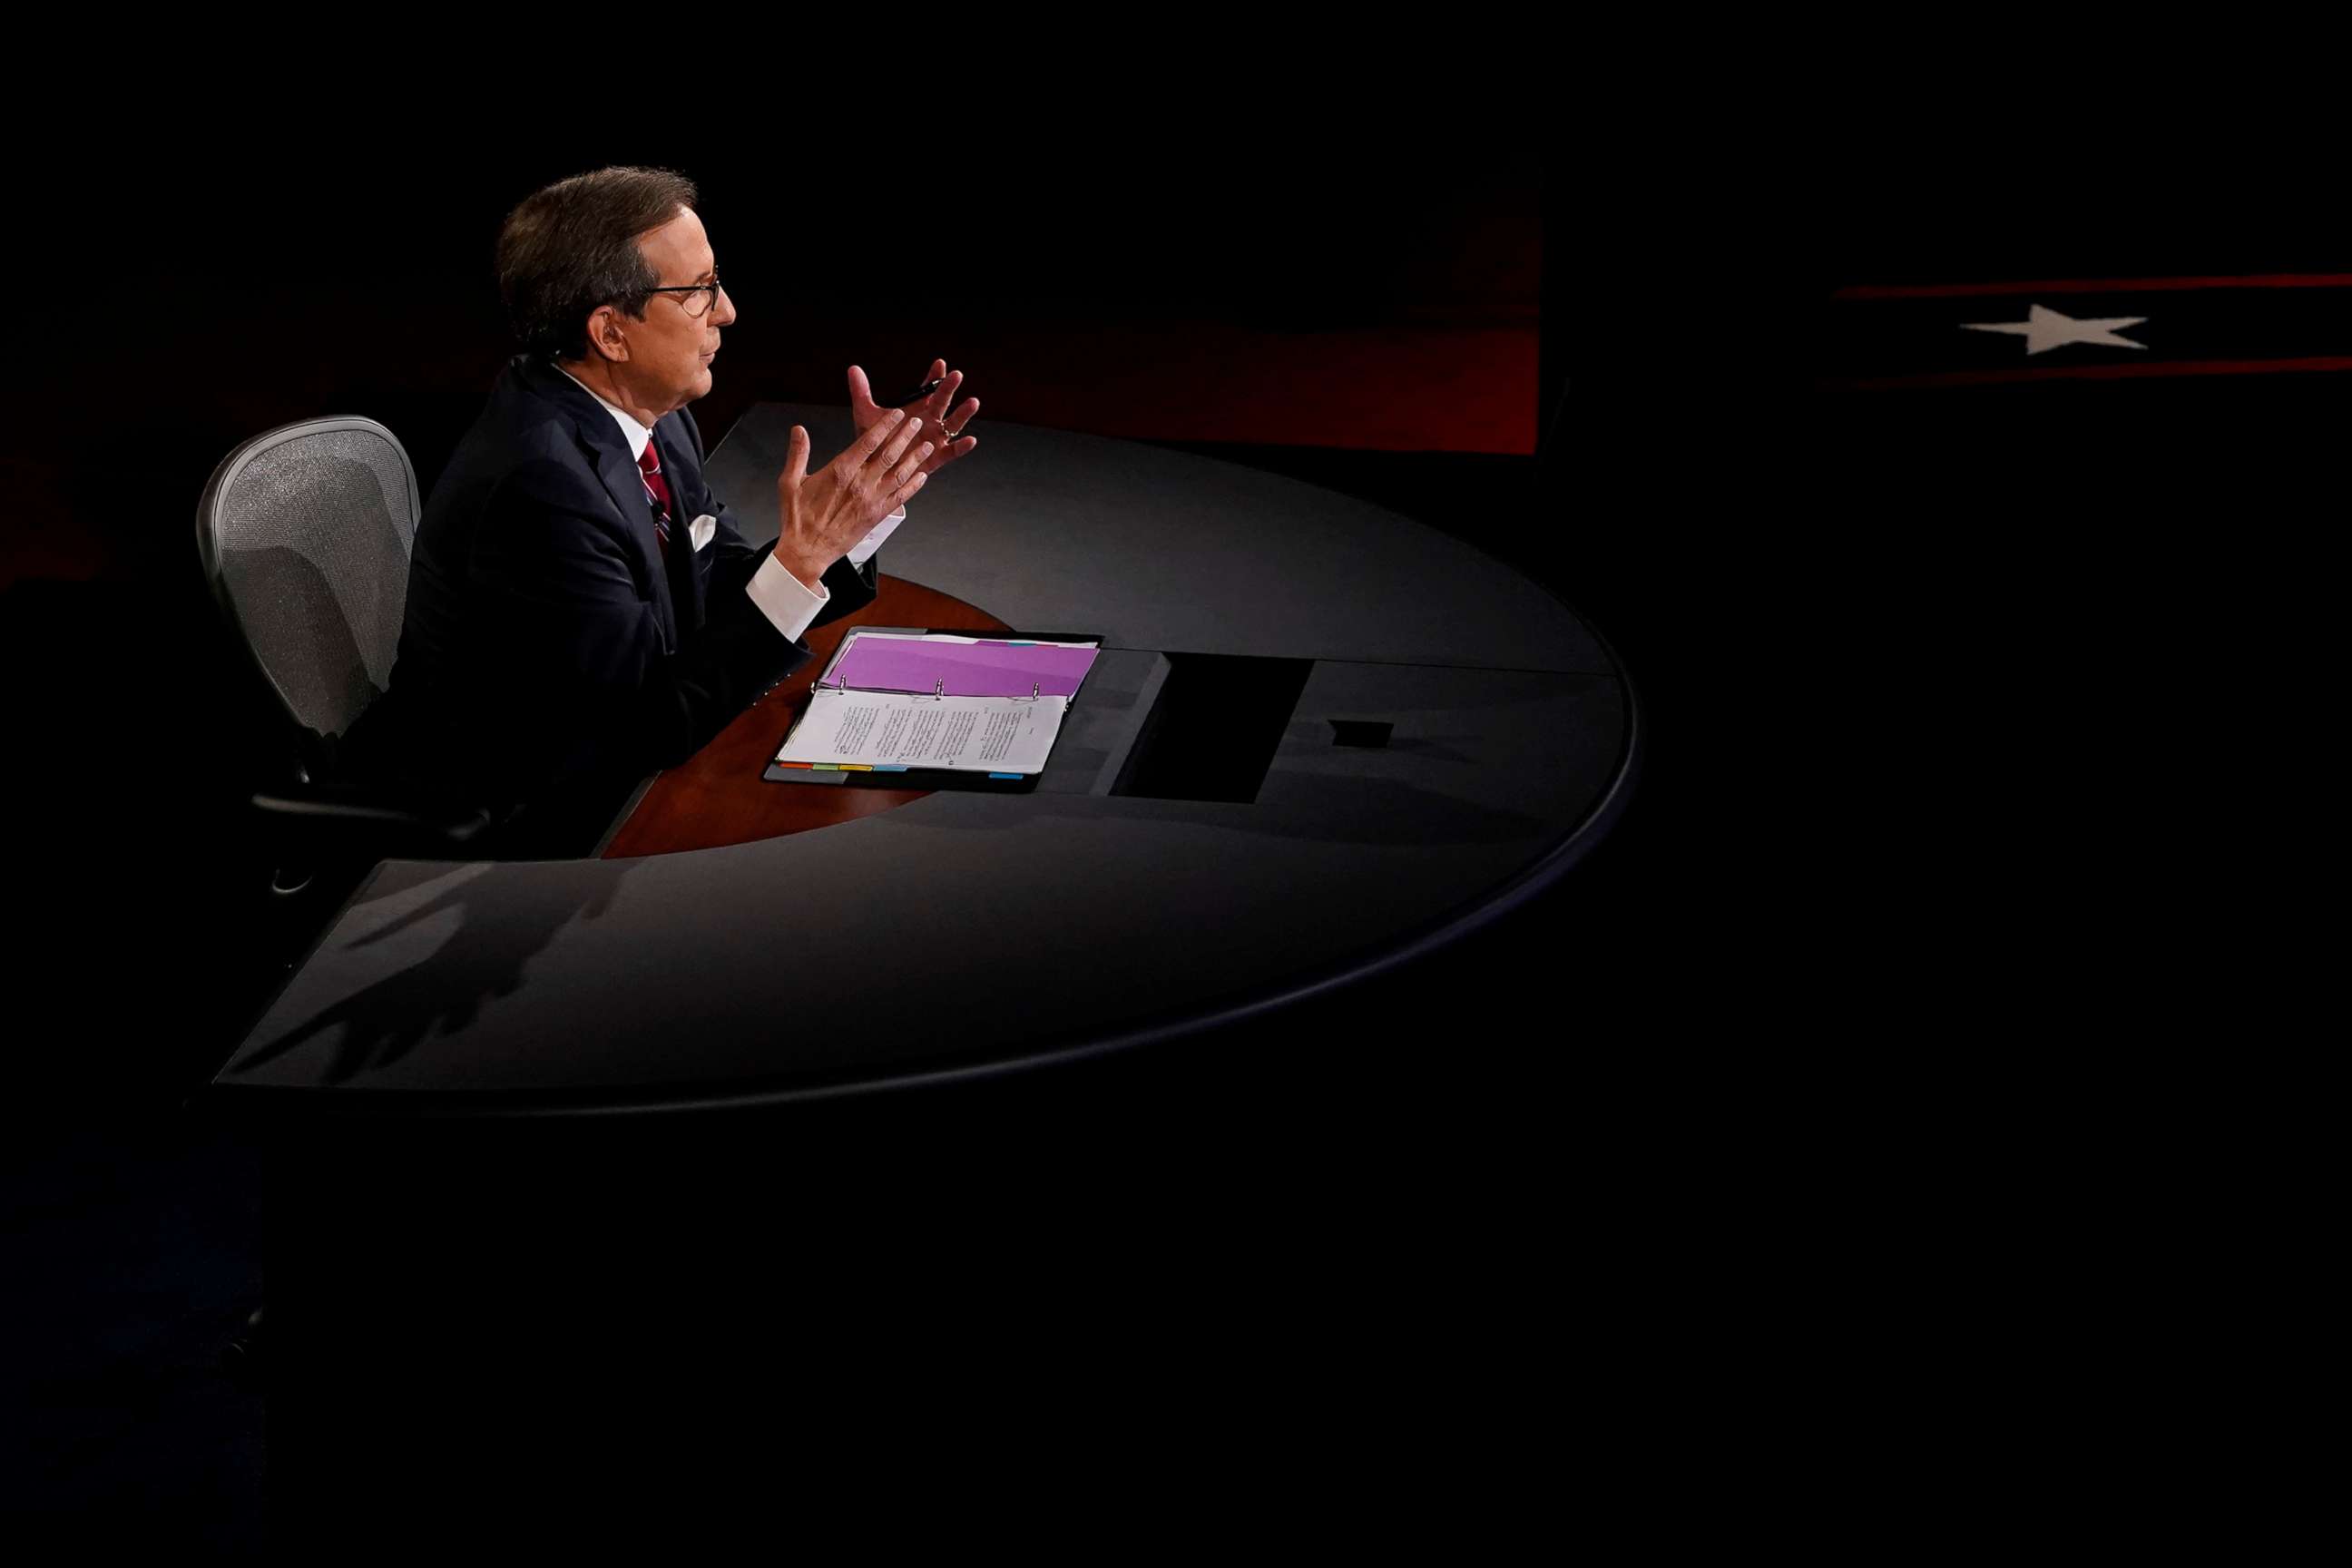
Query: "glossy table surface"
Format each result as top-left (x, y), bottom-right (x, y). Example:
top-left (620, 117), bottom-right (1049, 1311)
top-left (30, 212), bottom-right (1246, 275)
top-left (211, 405), bottom-right (1634, 1116)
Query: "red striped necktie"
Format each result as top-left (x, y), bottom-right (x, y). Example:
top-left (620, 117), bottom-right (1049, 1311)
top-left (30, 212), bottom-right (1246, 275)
top-left (637, 439), bottom-right (673, 545)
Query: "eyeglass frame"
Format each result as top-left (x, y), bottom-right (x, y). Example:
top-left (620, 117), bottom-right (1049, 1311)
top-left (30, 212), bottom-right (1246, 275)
top-left (633, 273), bottom-right (725, 319)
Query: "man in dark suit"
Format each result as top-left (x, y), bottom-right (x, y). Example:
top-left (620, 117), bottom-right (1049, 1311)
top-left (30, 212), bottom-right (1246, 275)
top-left (344, 166), bottom-right (980, 856)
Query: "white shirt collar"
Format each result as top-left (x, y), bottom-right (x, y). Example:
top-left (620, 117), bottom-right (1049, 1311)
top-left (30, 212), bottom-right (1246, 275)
top-left (550, 359), bottom-right (656, 461)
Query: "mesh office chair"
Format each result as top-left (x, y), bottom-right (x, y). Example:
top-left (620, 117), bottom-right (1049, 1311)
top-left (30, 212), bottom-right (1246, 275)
top-left (195, 416), bottom-right (490, 906)
top-left (199, 417), bottom-right (502, 1394)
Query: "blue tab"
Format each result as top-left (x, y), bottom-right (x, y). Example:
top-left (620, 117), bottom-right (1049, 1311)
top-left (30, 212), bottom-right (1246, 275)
top-left (987, 771), bottom-right (1023, 779)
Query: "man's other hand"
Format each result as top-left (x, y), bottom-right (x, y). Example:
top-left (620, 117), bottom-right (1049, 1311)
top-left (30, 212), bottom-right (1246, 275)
top-left (773, 412), bottom-right (932, 590)
top-left (849, 360), bottom-right (979, 478)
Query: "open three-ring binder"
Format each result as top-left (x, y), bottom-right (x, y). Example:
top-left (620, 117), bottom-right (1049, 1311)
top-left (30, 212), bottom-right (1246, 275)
top-left (764, 626), bottom-right (1104, 791)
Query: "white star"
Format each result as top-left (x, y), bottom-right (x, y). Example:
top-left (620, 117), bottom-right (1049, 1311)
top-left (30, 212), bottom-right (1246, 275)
top-left (1958, 303), bottom-right (2151, 356)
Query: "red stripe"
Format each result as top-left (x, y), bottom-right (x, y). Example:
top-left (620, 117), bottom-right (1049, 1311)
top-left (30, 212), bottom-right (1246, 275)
top-left (1835, 273), bottom-right (2352, 301)
top-left (1826, 355), bottom-right (2352, 391)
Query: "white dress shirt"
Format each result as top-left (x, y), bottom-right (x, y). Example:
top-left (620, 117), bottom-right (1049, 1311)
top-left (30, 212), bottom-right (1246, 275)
top-left (551, 363), bottom-right (905, 643)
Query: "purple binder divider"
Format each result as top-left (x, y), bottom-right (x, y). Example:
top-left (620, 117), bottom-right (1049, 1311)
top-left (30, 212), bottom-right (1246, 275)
top-left (827, 636), bottom-right (1099, 699)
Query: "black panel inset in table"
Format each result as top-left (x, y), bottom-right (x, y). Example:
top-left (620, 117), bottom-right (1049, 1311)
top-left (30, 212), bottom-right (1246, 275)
top-left (1110, 652), bottom-right (1315, 804)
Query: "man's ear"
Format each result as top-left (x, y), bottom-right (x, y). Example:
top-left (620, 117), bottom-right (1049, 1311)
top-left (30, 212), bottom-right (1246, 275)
top-left (584, 303), bottom-right (631, 364)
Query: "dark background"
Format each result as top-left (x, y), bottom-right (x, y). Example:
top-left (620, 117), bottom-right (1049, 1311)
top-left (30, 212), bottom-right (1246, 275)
top-left (12, 57), bottom-right (2308, 1549)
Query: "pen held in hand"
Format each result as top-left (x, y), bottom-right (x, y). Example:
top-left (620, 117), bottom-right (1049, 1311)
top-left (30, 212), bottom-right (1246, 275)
top-left (887, 377), bottom-right (944, 407)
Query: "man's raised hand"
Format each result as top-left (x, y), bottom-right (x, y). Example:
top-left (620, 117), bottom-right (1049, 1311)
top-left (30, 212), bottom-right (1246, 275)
top-left (772, 411), bottom-right (932, 590)
top-left (848, 361), bottom-right (979, 478)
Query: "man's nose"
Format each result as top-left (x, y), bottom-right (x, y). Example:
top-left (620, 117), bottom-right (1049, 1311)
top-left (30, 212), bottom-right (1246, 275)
top-left (712, 284), bottom-right (737, 327)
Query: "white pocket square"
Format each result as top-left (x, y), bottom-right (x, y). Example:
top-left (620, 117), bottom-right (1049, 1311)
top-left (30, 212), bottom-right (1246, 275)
top-left (690, 514), bottom-right (717, 553)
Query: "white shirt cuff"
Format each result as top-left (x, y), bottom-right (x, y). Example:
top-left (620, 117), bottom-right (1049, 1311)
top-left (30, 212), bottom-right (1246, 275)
top-left (847, 505), bottom-right (906, 567)
top-left (743, 505), bottom-right (902, 641)
top-left (745, 553), bottom-right (829, 642)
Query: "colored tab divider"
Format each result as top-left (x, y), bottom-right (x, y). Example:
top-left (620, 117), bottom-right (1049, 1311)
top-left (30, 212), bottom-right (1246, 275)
top-left (774, 760), bottom-right (925, 773)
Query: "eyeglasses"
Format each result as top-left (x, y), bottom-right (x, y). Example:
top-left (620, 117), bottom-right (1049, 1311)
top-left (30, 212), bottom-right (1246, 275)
top-left (641, 274), bottom-right (724, 319)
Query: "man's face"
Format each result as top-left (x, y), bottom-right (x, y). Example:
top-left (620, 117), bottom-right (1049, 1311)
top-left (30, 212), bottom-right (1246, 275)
top-left (614, 206), bottom-right (736, 415)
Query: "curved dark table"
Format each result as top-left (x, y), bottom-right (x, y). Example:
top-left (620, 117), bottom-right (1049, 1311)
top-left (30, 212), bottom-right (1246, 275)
top-left (213, 406), bottom-right (1635, 1543)
top-left (211, 404), bottom-right (1636, 1115)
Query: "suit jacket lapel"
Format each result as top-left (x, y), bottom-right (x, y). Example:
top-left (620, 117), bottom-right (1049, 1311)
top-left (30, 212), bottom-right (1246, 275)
top-left (588, 435), bottom-right (681, 652)
top-left (517, 357), bottom-right (680, 652)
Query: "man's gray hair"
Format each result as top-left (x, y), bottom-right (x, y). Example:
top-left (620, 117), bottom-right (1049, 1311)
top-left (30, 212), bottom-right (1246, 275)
top-left (495, 166), bottom-right (701, 362)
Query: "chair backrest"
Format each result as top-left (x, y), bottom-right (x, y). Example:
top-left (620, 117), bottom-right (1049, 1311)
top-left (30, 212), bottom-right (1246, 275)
top-left (196, 417), bottom-right (419, 743)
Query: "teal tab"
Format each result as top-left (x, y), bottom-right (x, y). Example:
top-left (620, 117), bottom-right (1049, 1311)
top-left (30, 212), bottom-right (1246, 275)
top-left (987, 771), bottom-right (1023, 779)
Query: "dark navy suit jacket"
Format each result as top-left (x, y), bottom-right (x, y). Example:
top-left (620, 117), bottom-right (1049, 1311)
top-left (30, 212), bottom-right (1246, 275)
top-left (343, 354), bottom-right (878, 853)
